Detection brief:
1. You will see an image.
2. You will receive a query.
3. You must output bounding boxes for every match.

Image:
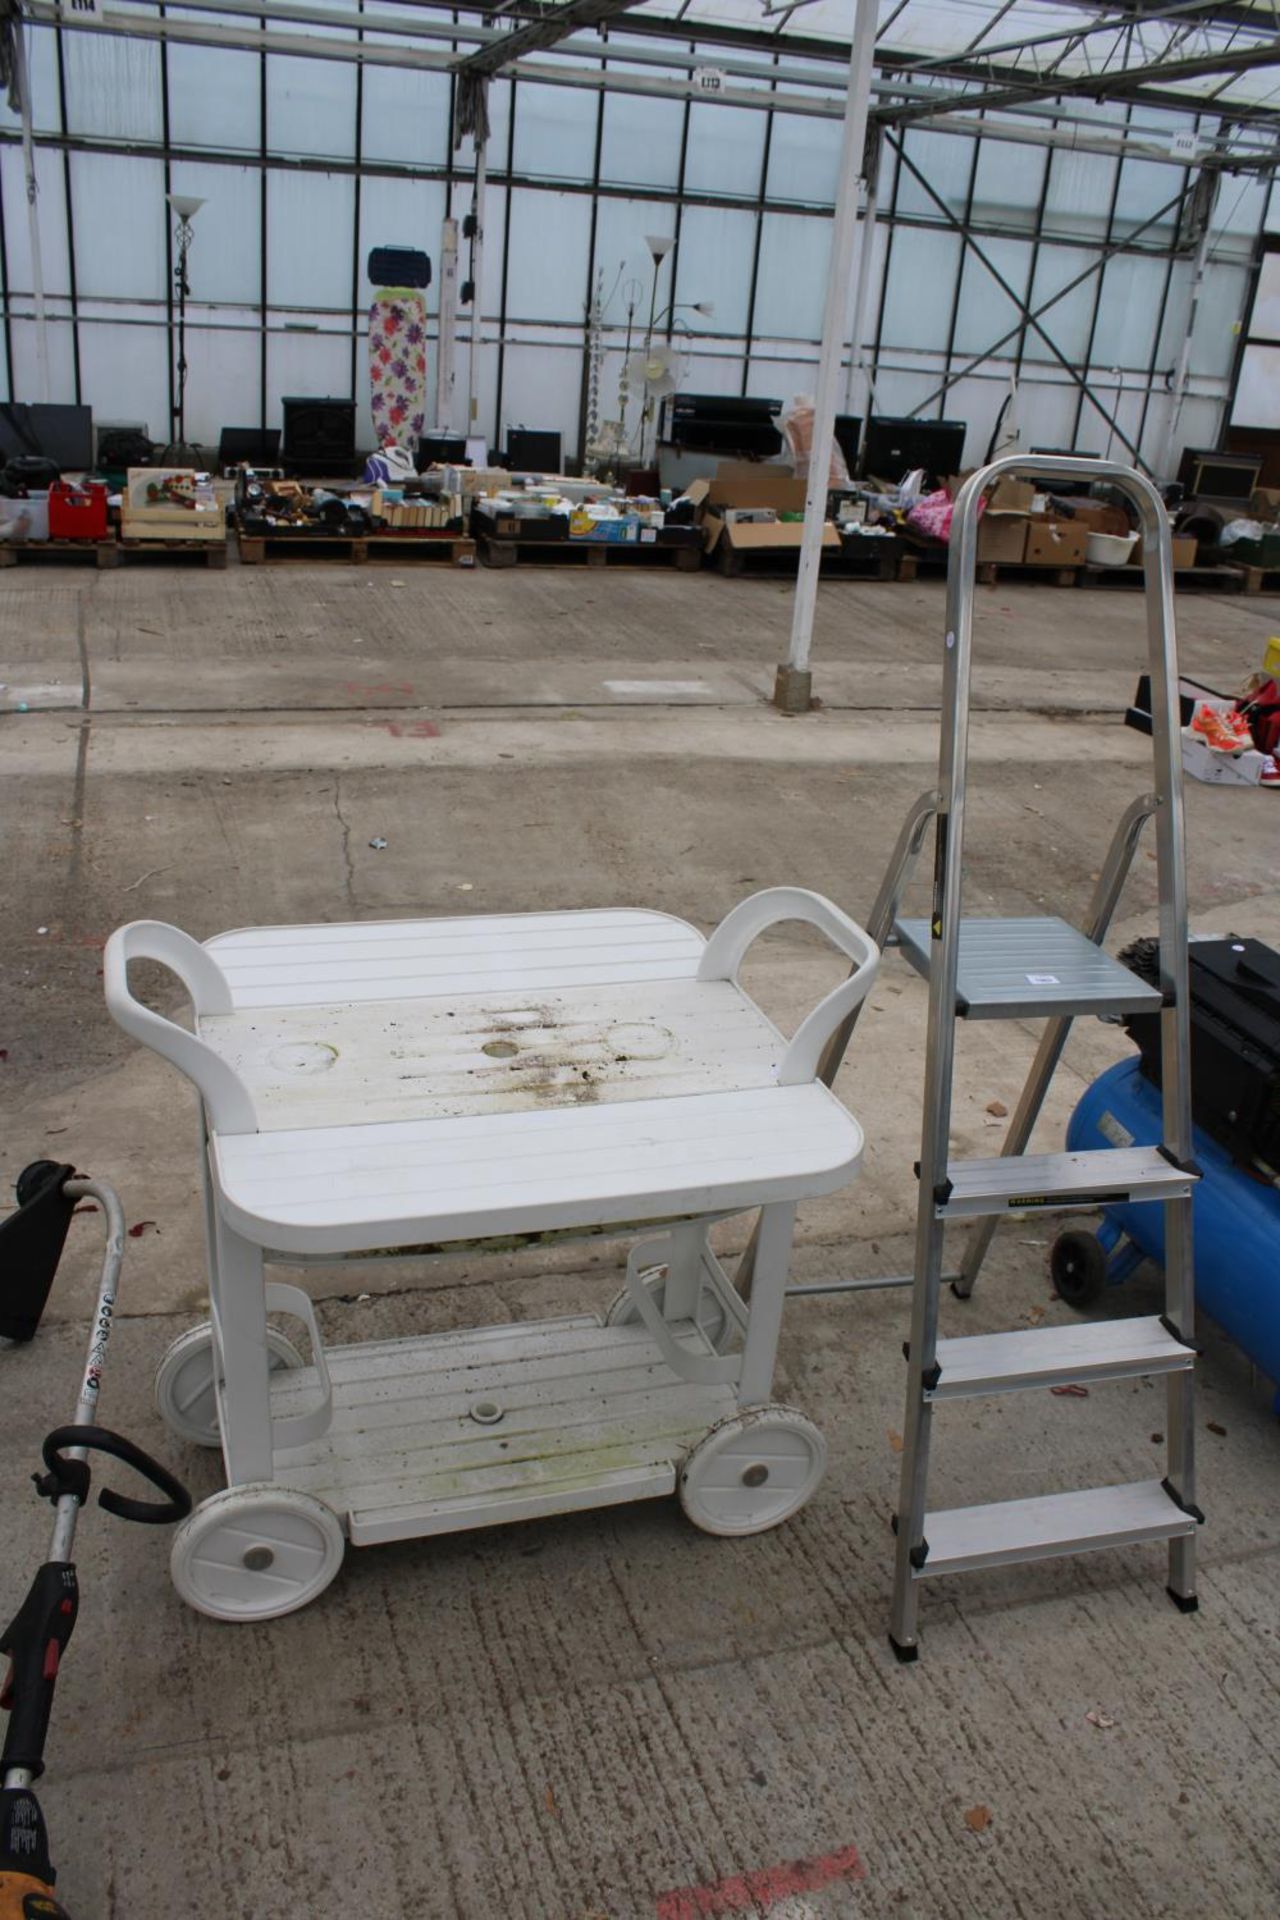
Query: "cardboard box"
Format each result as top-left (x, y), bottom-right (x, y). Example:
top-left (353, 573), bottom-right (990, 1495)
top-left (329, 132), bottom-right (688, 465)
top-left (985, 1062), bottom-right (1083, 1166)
top-left (977, 515), bottom-right (1028, 565)
top-left (1023, 518), bottom-right (1088, 568)
top-left (1170, 534), bottom-right (1198, 569)
top-left (1181, 727), bottom-right (1265, 786)
top-left (699, 467), bottom-right (838, 555)
top-left (1070, 501), bottom-right (1132, 538)
top-left (1250, 487), bottom-right (1280, 521)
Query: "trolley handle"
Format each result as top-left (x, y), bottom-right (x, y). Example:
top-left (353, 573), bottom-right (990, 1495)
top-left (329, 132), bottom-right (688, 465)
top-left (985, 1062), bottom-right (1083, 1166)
top-left (36, 1426), bottom-right (192, 1527)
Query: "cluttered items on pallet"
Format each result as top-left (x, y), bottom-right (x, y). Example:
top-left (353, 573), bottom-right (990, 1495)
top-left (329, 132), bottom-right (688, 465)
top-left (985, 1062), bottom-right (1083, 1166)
top-left (121, 467), bottom-right (226, 543)
top-left (234, 465), bottom-right (465, 538)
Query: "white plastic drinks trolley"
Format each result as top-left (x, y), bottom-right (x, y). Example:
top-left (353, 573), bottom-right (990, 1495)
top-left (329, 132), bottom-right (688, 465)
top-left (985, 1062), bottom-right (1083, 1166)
top-left (105, 889), bottom-right (878, 1621)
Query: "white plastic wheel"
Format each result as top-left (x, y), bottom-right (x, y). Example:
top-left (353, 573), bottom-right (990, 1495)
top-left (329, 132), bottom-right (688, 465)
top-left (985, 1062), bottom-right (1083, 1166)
top-left (604, 1266), bottom-right (735, 1354)
top-left (679, 1406), bottom-right (827, 1537)
top-left (170, 1485), bottom-right (345, 1622)
top-left (155, 1321), bottom-right (305, 1448)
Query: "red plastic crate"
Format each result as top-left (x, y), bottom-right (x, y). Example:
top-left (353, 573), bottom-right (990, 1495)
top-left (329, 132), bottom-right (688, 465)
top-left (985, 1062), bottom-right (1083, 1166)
top-left (48, 479), bottom-right (108, 541)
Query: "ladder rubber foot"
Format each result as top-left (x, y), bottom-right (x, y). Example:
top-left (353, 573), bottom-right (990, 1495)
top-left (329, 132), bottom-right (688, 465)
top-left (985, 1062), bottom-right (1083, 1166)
top-left (1166, 1586), bottom-right (1200, 1615)
top-left (949, 1281), bottom-right (972, 1300)
top-left (888, 1633), bottom-right (919, 1664)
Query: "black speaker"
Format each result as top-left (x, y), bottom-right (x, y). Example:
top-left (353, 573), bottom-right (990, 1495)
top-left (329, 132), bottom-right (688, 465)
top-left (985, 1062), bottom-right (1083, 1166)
top-left (282, 397), bottom-right (357, 476)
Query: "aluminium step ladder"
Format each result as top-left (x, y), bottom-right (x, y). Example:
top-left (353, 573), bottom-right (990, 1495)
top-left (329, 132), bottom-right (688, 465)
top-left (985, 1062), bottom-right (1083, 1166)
top-left (884, 454), bottom-right (1203, 1661)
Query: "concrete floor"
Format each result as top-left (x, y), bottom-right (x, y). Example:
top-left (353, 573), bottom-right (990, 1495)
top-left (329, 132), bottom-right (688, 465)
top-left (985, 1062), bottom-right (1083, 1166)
top-left (3, 556), bottom-right (1280, 1918)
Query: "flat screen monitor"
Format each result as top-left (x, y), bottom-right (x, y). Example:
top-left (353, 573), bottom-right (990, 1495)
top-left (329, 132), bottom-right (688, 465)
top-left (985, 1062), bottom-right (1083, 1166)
top-left (862, 416), bottom-right (967, 486)
top-left (832, 414), bottom-right (863, 474)
top-left (0, 402), bottom-right (93, 470)
top-left (218, 427), bottom-right (281, 468)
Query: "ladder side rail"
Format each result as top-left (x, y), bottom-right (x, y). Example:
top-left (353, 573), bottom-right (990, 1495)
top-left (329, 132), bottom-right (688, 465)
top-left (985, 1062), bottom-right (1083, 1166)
top-left (891, 475), bottom-right (986, 1642)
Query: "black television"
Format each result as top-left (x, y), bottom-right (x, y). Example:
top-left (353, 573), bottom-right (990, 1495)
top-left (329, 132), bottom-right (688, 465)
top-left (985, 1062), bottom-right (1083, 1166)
top-left (862, 416), bottom-right (967, 486)
top-left (1176, 446), bottom-right (1261, 505)
top-left (505, 428), bottom-right (562, 474)
top-left (832, 413), bottom-right (863, 474)
top-left (417, 432), bottom-right (469, 470)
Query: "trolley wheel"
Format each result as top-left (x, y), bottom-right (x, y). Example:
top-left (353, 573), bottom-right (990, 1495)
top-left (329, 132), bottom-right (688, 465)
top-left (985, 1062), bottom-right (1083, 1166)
top-left (170, 1485), bottom-right (345, 1622)
top-left (155, 1321), bottom-right (305, 1448)
top-left (679, 1406), bottom-right (826, 1537)
top-left (1050, 1228), bottom-right (1109, 1312)
top-left (603, 1266), bottom-right (735, 1354)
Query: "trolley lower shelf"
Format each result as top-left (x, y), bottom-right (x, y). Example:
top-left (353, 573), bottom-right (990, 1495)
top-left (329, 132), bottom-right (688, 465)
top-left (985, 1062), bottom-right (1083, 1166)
top-left (267, 1311), bottom-right (736, 1545)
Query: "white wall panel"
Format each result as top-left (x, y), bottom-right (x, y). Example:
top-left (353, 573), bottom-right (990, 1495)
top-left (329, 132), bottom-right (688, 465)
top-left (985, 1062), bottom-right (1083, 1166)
top-left (504, 190), bottom-right (591, 322)
top-left (266, 171), bottom-right (355, 308)
top-left (166, 31), bottom-right (260, 154)
top-left (1249, 253), bottom-right (1280, 341)
top-left (895, 130), bottom-right (973, 222)
top-left (0, 26), bottom-right (61, 133)
top-left (512, 82), bottom-right (599, 182)
top-left (1025, 244), bottom-right (1102, 364)
top-left (880, 229), bottom-right (962, 351)
top-left (951, 237), bottom-right (1033, 356)
top-left (267, 56), bottom-right (359, 159)
top-left (9, 313), bottom-right (77, 407)
top-left (77, 302), bottom-right (169, 438)
top-left (746, 354), bottom-right (818, 407)
top-left (500, 341), bottom-right (582, 452)
top-left (766, 113), bottom-right (840, 207)
top-left (684, 103), bottom-right (766, 200)
top-left (70, 155), bottom-right (167, 301)
top-left (359, 65), bottom-right (451, 168)
top-left (1192, 260), bottom-right (1249, 378)
top-left (182, 310), bottom-right (262, 442)
top-left (599, 82), bottom-right (684, 191)
top-left (65, 36), bottom-right (164, 143)
top-left (753, 213), bottom-right (831, 340)
top-left (673, 204), bottom-right (754, 335)
top-left (1090, 252), bottom-right (1167, 368)
top-left (1230, 345), bottom-right (1280, 427)
top-left (1043, 148), bottom-right (1116, 242)
top-left (267, 326), bottom-right (353, 420)
top-left (168, 163), bottom-right (261, 306)
top-left (592, 196), bottom-right (680, 327)
top-left (970, 140), bottom-right (1049, 232)
top-left (2, 146), bottom-right (72, 295)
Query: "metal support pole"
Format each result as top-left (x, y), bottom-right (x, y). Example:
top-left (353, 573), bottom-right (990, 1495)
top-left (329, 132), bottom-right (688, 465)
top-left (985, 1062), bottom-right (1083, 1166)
top-left (14, 23), bottom-right (51, 402)
top-left (1161, 208), bottom-right (1214, 479)
top-left (436, 214), bottom-right (460, 430)
top-left (774, 0), bottom-right (877, 716)
top-left (465, 137), bottom-right (486, 438)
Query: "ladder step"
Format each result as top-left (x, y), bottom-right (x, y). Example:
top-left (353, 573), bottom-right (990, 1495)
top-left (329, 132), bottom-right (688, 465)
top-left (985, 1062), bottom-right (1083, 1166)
top-left (926, 1315), bottom-right (1194, 1400)
top-left (935, 1146), bottom-right (1197, 1218)
top-left (916, 1480), bottom-right (1198, 1578)
top-left (894, 916), bottom-right (1163, 1019)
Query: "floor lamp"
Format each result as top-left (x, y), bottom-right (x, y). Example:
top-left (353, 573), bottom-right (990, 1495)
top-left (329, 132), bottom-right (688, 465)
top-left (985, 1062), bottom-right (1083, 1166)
top-left (166, 193), bottom-right (205, 464)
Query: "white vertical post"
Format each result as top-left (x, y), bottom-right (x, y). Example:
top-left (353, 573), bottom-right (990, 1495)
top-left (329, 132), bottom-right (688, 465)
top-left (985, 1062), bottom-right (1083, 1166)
top-left (466, 140), bottom-right (487, 439)
top-left (436, 215), bottom-right (459, 431)
top-left (14, 24), bottom-right (51, 403)
top-left (842, 174), bottom-right (878, 424)
top-left (775, 0), bottom-right (878, 713)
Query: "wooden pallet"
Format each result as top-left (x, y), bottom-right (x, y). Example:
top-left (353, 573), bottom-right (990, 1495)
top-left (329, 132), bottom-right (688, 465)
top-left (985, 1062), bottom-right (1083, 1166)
top-left (0, 538), bottom-right (118, 569)
top-left (238, 530), bottom-right (475, 567)
top-left (477, 533), bottom-right (701, 571)
top-left (717, 538), bottom-right (901, 580)
top-left (1079, 561), bottom-right (1245, 594)
top-left (896, 546), bottom-right (1078, 588)
top-left (1220, 562), bottom-right (1280, 596)
top-left (118, 537), bottom-right (228, 568)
